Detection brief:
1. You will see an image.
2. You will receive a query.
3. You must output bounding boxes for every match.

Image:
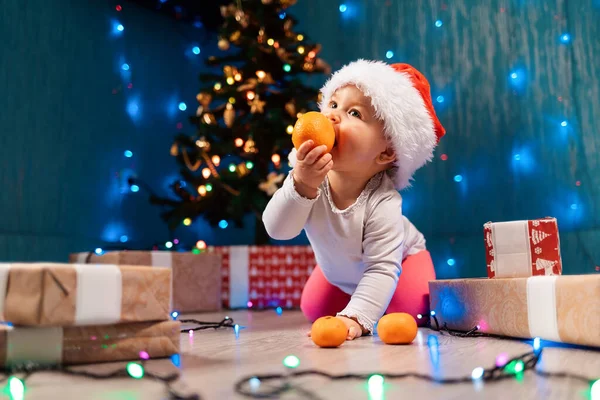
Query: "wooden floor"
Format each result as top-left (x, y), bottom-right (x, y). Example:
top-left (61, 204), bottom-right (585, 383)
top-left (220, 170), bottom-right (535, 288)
top-left (17, 310), bottom-right (600, 399)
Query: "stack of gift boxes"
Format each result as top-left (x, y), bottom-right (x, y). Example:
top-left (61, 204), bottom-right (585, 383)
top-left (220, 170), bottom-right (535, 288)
top-left (0, 263), bottom-right (180, 367)
top-left (71, 246), bottom-right (316, 312)
top-left (429, 217), bottom-right (600, 348)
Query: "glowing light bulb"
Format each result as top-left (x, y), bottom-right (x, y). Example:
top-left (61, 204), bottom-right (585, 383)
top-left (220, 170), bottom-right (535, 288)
top-left (95, 248), bottom-right (104, 255)
top-left (286, 125), bottom-right (294, 134)
top-left (212, 155), bottom-right (221, 166)
top-left (368, 374), bottom-right (384, 386)
top-left (178, 102), bottom-right (187, 111)
top-left (226, 77), bottom-right (235, 85)
top-left (447, 258), bottom-right (456, 266)
top-left (120, 235), bottom-right (128, 243)
top-left (214, 82), bottom-right (222, 91)
top-left (435, 20), bottom-right (443, 27)
top-left (206, 184), bottom-right (212, 192)
top-left (196, 240), bottom-right (206, 249)
top-left (202, 168), bottom-right (211, 179)
top-left (247, 301), bottom-right (253, 308)
top-left (386, 50), bottom-right (394, 59)
top-left (219, 220), bottom-right (228, 229)
top-left (267, 38), bottom-right (275, 46)
top-left (496, 353), bottom-right (509, 367)
top-left (533, 337), bottom-right (541, 351)
top-left (229, 164), bottom-right (236, 172)
top-left (298, 46), bottom-right (305, 54)
top-left (272, 154), bottom-right (281, 164)
top-left (283, 355), bottom-right (300, 368)
top-left (560, 33), bottom-right (571, 43)
top-left (297, 34), bottom-right (304, 40)
top-left (437, 95), bottom-right (445, 103)
top-left (283, 64), bottom-right (291, 72)
top-left (122, 63), bottom-right (130, 71)
top-left (339, 4), bottom-right (347, 12)
top-left (235, 138), bottom-right (244, 147)
top-left (171, 311), bottom-right (179, 319)
top-left (256, 70), bottom-right (266, 80)
top-left (246, 161), bottom-right (254, 169)
top-left (165, 241), bottom-right (173, 249)
top-left (276, 307), bottom-right (283, 315)
top-left (591, 379), bottom-right (599, 400)
top-left (124, 150), bottom-right (133, 158)
top-left (249, 377), bottom-right (261, 391)
top-left (192, 46), bottom-right (200, 54)
top-left (130, 184), bottom-right (139, 192)
top-left (139, 351), bottom-right (150, 360)
top-left (561, 120), bottom-right (568, 127)
top-left (430, 310), bottom-right (436, 316)
top-left (417, 314), bottom-right (422, 319)
top-left (454, 174), bottom-right (463, 182)
top-left (183, 218), bottom-right (192, 226)
top-left (126, 362), bottom-right (144, 379)
top-left (471, 367), bottom-right (484, 380)
top-left (8, 377), bottom-right (24, 400)
top-left (247, 91), bottom-right (256, 100)
top-left (228, 97), bottom-right (236, 104)
top-left (198, 186), bottom-right (207, 196)
top-left (117, 24), bottom-right (124, 31)
top-left (234, 73), bottom-right (242, 81)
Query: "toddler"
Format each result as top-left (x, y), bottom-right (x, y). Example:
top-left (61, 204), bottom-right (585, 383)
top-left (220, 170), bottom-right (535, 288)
top-left (262, 59), bottom-right (446, 340)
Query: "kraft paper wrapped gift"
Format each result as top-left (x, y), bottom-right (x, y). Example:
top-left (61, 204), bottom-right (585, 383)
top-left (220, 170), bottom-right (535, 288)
top-left (429, 275), bottom-right (600, 347)
top-left (207, 245), bottom-right (315, 309)
top-left (0, 263), bottom-right (171, 326)
top-left (0, 320), bottom-right (180, 367)
top-left (484, 217), bottom-right (563, 278)
top-left (69, 251), bottom-right (222, 313)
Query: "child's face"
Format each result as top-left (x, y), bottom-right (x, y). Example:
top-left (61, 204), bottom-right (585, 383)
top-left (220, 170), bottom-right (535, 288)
top-left (321, 85), bottom-right (389, 173)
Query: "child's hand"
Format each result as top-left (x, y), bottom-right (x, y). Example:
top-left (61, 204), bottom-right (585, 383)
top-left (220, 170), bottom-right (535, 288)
top-left (336, 316), bottom-right (366, 340)
top-left (292, 140), bottom-right (333, 199)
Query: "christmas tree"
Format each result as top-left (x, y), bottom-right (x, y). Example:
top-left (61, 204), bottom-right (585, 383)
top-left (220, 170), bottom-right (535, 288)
top-left (148, 0), bottom-right (331, 245)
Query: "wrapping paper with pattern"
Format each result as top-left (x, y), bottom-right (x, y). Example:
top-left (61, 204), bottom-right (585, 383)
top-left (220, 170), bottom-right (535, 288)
top-left (70, 251), bottom-right (222, 312)
top-left (0, 320), bottom-right (180, 367)
top-left (0, 263), bottom-right (170, 326)
top-left (429, 276), bottom-right (600, 347)
top-left (208, 246), bottom-right (315, 309)
top-left (484, 217), bottom-right (562, 278)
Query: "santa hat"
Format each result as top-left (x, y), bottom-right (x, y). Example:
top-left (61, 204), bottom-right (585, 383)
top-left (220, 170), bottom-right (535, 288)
top-left (318, 59), bottom-right (446, 190)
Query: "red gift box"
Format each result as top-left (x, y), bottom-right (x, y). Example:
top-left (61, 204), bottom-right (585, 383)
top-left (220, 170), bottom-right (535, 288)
top-left (484, 217), bottom-right (562, 278)
top-left (207, 246), bottom-right (315, 309)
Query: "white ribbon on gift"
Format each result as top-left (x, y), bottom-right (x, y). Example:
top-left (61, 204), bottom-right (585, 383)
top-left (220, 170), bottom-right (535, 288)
top-left (0, 263), bottom-right (122, 326)
top-left (526, 276), bottom-right (561, 342)
top-left (229, 246), bottom-right (250, 309)
top-left (490, 220), bottom-right (532, 278)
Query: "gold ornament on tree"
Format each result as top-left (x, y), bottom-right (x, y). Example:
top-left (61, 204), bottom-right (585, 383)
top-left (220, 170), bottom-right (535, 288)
top-left (224, 103), bottom-right (235, 127)
top-left (218, 38), bottom-right (230, 51)
top-left (230, 30), bottom-right (242, 44)
top-left (196, 136), bottom-right (211, 151)
top-left (244, 137), bottom-right (258, 154)
top-left (196, 92), bottom-right (212, 107)
top-left (237, 162), bottom-right (250, 177)
top-left (285, 101), bottom-right (296, 117)
top-left (249, 95), bottom-right (266, 114)
top-left (259, 172), bottom-right (285, 196)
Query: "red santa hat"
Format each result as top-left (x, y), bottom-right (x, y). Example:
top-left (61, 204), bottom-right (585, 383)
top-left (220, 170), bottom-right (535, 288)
top-left (318, 59), bottom-right (446, 190)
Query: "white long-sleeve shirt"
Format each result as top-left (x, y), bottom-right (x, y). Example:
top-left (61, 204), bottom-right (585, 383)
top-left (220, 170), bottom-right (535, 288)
top-left (262, 170), bottom-right (426, 333)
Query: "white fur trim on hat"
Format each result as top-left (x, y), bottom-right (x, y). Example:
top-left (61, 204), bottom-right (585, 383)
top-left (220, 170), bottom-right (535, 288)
top-left (318, 59), bottom-right (438, 190)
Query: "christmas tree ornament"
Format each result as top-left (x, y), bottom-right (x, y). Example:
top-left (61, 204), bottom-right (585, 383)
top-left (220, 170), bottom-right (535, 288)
top-left (258, 172), bottom-right (285, 196)
top-left (202, 113), bottom-right (217, 125)
top-left (230, 30), bottom-right (242, 43)
top-left (243, 137), bottom-right (258, 154)
top-left (196, 92), bottom-right (212, 107)
top-left (285, 101), bottom-right (296, 117)
top-left (195, 137), bottom-right (211, 151)
top-left (218, 38), bottom-right (230, 51)
top-left (224, 103), bottom-right (235, 127)
top-left (249, 95), bottom-right (266, 114)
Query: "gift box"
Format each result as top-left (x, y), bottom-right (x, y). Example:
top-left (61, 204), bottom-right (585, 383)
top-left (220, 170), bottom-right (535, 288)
top-left (70, 251), bottom-right (222, 313)
top-left (0, 263), bottom-right (170, 326)
top-left (484, 217), bottom-right (562, 278)
top-left (429, 275), bottom-right (600, 347)
top-left (207, 246), bottom-right (315, 309)
top-left (0, 320), bottom-right (180, 367)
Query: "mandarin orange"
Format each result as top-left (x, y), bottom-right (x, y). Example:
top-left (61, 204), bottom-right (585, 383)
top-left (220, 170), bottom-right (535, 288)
top-left (376, 313), bottom-right (418, 345)
top-left (310, 316), bottom-right (347, 348)
top-left (292, 111), bottom-right (335, 153)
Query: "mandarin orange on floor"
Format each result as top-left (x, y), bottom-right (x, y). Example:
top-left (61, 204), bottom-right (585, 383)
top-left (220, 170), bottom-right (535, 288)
top-left (310, 316), bottom-right (348, 348)
top-left (377, 313), bottom-right (418, 345)
top-left (292, 111), bottom-right (335, 152)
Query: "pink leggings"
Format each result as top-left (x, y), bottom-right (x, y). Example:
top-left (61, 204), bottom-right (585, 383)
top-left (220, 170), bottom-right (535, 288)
top-left (300, 250), bottom-right (435, 327)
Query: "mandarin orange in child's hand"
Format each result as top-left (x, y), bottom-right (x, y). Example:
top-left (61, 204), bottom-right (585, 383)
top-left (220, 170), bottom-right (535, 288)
top-left (376, 313), bottom-right (418, 345)
top-left (292, 111), bottom-right (336, 153)
top-left (310, 316), bottom-right (348, 348)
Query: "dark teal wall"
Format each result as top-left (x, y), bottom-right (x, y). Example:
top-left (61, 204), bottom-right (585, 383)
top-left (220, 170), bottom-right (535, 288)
top-left (1, 1), bottom-right (598, 279)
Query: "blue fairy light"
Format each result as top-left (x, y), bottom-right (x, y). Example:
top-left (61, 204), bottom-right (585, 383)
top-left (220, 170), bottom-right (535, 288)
top-left (219, 220), bottom-right (229, 229)
top-left (435, 20), bottom-right (443, 27)
top-left (121, 63), bottom-right (130, 71)
top-left (117, 24), bottom-right (124, 32)
top-left (124, 150), bottom-right (133, 158)
top-left (130, 184), bottom-right (139, 192)
top-left (178, 102), bottom-right (187, 111)
top-left (454, 174), bottom-right (463, 182)
top-left (436, 95), bottom-right (445, 103)
top-left (561, 120), bottom-right (568, 127)
top-left (385, 50), bottom-right (394, 59)
top-left (339, 4), bottom-right (347, 12)
top-left (447, 258), bottom-right (455, 266)
top-left (95, 248), bottom-right (104, 255)
top-left (192, 46), bottom-right (200, 55)
top-left (120, 235), bottom-right (128, 243)
top-left (560, 33), bottom-right (571, 43)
